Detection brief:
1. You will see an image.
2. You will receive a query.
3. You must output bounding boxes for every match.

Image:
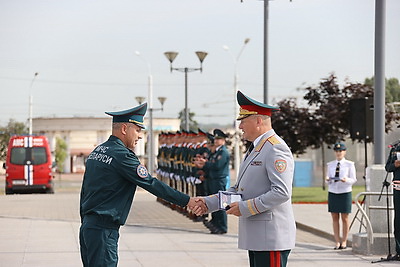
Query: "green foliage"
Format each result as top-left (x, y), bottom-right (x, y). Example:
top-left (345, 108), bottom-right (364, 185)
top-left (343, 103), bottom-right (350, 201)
top-left (272, 73), bottom-right (400, 189)
top-left (272, 73), bottom-right (400, 155)
top-left (55, 136), bottom-right (68, 173)
top-left (363, 76), bottom-right (400, 132)
top-left (364, 77), bottom-right (400, 103)
top-left (387, 78), bottom-right (400, 103)
top-left (0, 119), bottom-right (28, 161)
top-left (292, 185), bottom-right (366, 203)
top-left (178, 109), bottom-right (198, 131)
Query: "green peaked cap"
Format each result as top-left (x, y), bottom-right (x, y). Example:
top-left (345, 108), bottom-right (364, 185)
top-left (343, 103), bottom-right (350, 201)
top-left (105, 103), bottom-right (147, 129)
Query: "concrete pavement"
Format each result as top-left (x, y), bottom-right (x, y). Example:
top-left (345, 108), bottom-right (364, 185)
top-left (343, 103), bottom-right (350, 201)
top-left (0, 174), bottom-right (398, 266)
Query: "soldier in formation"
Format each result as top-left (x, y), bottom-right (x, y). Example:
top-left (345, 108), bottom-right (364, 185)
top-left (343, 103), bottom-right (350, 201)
top-left (156, 128), bottom-right (230, 231)
top-left (193, 129), bottom-right (230, 234)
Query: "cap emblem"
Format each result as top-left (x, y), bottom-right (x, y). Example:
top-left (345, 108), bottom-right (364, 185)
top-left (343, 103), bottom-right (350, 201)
top-left (239, 108), bottom-right (258, 116)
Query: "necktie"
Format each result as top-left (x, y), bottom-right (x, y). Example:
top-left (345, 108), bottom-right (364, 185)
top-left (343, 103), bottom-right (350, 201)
top-left (334, 162), bottom-right (340, 182)
top-left (245, 143), bottom-right (254, 160)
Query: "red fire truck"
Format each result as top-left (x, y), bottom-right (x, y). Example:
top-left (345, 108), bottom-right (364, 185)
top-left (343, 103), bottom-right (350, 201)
top-left (3, 135), bottom-right (54, 194)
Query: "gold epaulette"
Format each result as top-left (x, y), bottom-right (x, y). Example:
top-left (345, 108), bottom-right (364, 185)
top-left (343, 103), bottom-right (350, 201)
top-left (267, 135), bottom-right (281, 145)
top-left (255, 138), bottom-right (268, 152)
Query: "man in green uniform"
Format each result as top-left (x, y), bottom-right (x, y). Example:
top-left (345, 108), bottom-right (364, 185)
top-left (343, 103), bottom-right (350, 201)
top-left (79, 103), bottom-right (204, 267)
top-left (386, 138), bottom-right (400, 261)
top-left (194, 129), bottom-right (211, 197)
top-left (194, 129), bottom-right (230, 234)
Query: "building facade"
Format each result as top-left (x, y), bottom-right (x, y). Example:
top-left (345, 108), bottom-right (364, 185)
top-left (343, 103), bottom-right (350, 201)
top-left (32, 117), bottom-right (180, 173)
top-left (17, 117), bottom-right (400, 187)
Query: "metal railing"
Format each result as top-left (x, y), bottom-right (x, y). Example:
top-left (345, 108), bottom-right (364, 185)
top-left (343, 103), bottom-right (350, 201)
top-left (352, 191), bottom-right (394, 248)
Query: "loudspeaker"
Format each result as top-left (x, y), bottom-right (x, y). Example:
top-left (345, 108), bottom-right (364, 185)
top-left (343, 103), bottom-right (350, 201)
top-left (349, 98), bottom-right (374, 140)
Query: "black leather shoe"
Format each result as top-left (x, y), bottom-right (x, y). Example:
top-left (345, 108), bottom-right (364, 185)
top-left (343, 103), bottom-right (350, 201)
top-left (388, 254), bottom-right (400, 261)
top-left (203, 221), bottom-right (213, 227)
top-left (208, 225), bottom-right (219, 232)
top-left (210, 229), bottom-right (227, 235)
top-left (205, 222), bottom-right (217, 231)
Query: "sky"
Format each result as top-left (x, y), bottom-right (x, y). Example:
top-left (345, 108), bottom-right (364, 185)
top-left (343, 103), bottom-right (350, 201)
top-left (0, 0), bottom-right (399, 127)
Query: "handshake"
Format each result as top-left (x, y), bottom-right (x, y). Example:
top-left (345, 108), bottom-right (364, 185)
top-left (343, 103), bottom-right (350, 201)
top-left (187, 197), bottom-right (208, 216)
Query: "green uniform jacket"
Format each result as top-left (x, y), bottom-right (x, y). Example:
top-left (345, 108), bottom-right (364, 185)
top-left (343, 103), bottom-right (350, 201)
top-left (386, 145), bottom-right (400, 180)
top-left (204, 145), bottom-right (230, 179)
top-left (80, 135), bottom-right (190, 226)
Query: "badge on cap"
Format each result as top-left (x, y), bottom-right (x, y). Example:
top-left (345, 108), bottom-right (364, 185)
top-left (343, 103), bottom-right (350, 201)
top-left (333, 142), bottom-right (346, 151)
top-left (237, 91), bottom-right (279, 120)
top-left (137, 164), bottom-right (148, 178)
top-left (213, 129), bottom-right (227, 139)
top-left (275, 159), bottom-right (287, 173)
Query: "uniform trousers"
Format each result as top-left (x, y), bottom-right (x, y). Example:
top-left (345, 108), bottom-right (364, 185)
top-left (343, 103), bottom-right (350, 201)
top-left (79, 222), bottom-right (120, 267)
top-left (248, 250), bottom-right (290, 267)
top-left (208, 177), bottom-right (227, 231)
top-left (394, 188), bottom-right (400, 254)
top-left (196, 182), bottom-right (207, 197)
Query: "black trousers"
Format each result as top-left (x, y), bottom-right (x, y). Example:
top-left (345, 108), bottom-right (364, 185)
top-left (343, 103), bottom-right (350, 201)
top-left (248, 250), bottom-right (291, 267)
top-left (208, 177), bottom-right (227, 231)
top-left (394, 189), bottom-right (400, 254)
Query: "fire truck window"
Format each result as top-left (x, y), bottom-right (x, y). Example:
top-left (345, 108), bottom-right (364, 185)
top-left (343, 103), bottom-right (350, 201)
top-left (32, 147), bottom-right (47, 165)
top-left (10, 148), bottom-right (26, 165)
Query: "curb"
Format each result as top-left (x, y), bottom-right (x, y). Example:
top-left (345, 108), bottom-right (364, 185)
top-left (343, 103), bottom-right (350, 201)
top-left (295, 221), bottom-right (353, 247)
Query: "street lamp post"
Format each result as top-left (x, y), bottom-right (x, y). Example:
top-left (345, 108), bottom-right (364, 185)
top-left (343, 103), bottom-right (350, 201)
top-left (264, 0), bottom-right (269, 104)
top-left (135, 52), bottom-right (166, 176)
top-left (164, 51), bottom-right (208, 131)
top-left (223, 38), bottom-right (250, 176)
top-left (262, 0), bottom-right (293, 103)
top-left (28, 72), bottom-right (39, 135)
top-left (373, 0), bottom-right (386, 164)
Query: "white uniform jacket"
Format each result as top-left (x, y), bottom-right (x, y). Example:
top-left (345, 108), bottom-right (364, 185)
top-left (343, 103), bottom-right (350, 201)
top-left (326, 158), bottom-right (357, 194)
top-left (205, 129), bottom-right (296, 251)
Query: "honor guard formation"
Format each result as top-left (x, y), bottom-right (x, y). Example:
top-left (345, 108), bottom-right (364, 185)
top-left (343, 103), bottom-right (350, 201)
top-left (156, 128), bottom-right (230, 234)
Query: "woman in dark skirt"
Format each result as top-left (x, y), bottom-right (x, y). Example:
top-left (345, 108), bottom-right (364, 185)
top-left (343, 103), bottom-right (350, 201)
top-left (326, 142), bottom-right (357, 250)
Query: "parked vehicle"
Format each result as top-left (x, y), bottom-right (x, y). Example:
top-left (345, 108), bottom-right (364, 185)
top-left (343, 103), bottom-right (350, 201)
top-left (3, 135), bottom-right (54, 194)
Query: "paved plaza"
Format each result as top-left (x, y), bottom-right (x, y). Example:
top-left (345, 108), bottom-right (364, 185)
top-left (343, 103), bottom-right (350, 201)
top-left (0, 174), bottom-right (398, 266)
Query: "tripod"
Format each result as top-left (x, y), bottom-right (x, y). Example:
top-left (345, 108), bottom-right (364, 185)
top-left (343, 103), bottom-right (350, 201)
top-left (371, 172), bottom-right (396, 263)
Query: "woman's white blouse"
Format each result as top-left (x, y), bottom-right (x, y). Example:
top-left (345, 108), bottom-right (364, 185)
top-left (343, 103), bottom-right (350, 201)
top-left (326, 158), bottom-right (357, 194)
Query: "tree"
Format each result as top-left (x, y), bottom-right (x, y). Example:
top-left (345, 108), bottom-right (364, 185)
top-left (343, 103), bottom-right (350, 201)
top-left (364, 77), bottom-right (400, 103)
top-left (302, 75), bottom-right (373, 189)
top-left (272, 73), bottom-right (400, 190)
top-left (55, 136), bottom-right (67, 173)
top-left (0, 119), bottom-right (28, 161)
top-left (272, 98), bottom-right (316, 155)
top-left (178, 109), bottom-right (198, 131)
